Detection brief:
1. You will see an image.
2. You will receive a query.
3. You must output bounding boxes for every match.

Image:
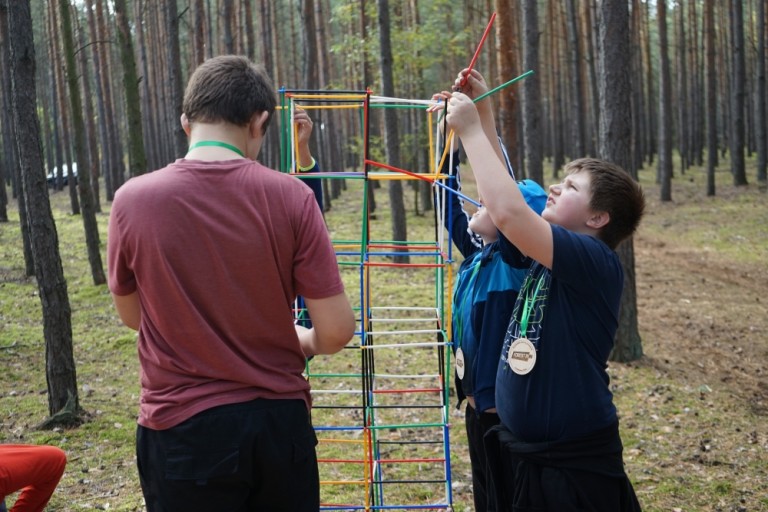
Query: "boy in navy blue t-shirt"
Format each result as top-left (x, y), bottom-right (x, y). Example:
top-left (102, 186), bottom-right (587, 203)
top-left (443, 149), bottom-right (546, 511)
top-left (437, 69), bottom-right (645, 511)
top-left (433, 72), bottom-right (546, 510)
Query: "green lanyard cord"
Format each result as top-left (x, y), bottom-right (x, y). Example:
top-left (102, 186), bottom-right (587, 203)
top-left (453, 255), bottom-right (483, 350)
top-left (518, 273), bottom-right (546, 336)
top-left (188, 140), bottom-right (245, 157)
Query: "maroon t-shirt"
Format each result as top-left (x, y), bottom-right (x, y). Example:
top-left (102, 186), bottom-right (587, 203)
top-left (107, 158), bottom-right (344, 430)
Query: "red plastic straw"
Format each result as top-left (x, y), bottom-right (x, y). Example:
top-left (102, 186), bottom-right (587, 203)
top-left (459, 12), bottom-right (497, 88)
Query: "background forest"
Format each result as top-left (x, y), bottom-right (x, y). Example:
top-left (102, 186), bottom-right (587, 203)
top-left (2, 0), bottom-right (766, 207)
top-left (0, 0), bottom-right (766, 511)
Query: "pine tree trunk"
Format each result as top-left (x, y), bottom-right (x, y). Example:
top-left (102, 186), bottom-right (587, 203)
top-left (5, 0), bottom-right (82, 424)
top-left (114, 0), bottom-right (147, 178)
top-left (676, 2), bottom-right (689, 172)
top-left (165, 0), bottom-right (187, 158)
top-left (59, 0), bottom-right (106, 286)
top-left (597, 0), bottom-right (643, 363)
top-left (730, 0), bottom-right (747, 185)
top-left (495, 0), bottom-right (520, 169)
top-left (705, 0), bottom-right (717, 196)
top-left (658, 0), bottom-right (673, 201)
top-left (377, 0), bottom-right (408, 263)
top-left (522, 0), bottom-right (542, 184)
top-left (94, 0), bottom-right (121, 198)
top-left (76, 15), bottom-right (101, 213)
top-left (757, 0), bottom-right (767, 183)
top-left (565, 0), bottom-right (585, 157)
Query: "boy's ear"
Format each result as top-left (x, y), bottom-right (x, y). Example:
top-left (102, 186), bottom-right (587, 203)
top-left (587, 210), bottom-right (610, 230)
top-left (180, 113), bottom-right (191, 136)
top-left (249, 111), bottom-right (270, 137)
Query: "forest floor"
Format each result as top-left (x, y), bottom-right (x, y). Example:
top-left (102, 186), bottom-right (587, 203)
top-left (609, 177), bottom-right (768, 512)
top-left (1, 164), bottom-right (767, 511)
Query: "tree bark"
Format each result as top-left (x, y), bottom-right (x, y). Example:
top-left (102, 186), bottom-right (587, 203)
top-left (597, 0), bottom-right (643, 363)
top-left (495, 0), bottom-right (520, 170)
top-left (705, 0), bottom-right (717, 196)
top-left (377, 0), bottom-right (408, 263)
top-left (547, 0), bottom-right (564, 177)
top-left (755, 0), bottom-right (766, 183)
top-left (676, 1), bottom-right (689, 172)
top-left (521, 0), bottom-right (542, 184)
top-left (688, 1), bottom-right (703, 167)
top-left (0, 3), bottom-right (13, 223)
top-left (48, 0), bottom-right (79, 214)
top-left (565, 0), bottom-right (585, 157)
top-left (643, 2), bottom-right (656, 165)
top-left (59, 0), bottom-right (106, 286)
top-left (165, 0), bottom-right (187, 158)
top-left (114, 0), bottom-right (147, 178)
top-left (730, 0), bottom-right (747, 185)
top-left (5, 0), bottom-right (82, 425)
top-left (76, 17), bottom-right (101, 212)
top-left (94, 0), bottom-right (121, 199)
top-left (630, 0), bottom-right (645, 174)
top-left (657, 0), bottom-right (673, 201)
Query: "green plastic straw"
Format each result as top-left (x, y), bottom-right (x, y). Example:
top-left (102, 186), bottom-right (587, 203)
top-left (473, 70), bottom-right (534, 103)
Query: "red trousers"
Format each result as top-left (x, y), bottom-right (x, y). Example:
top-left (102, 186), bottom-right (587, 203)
top-left (0, 445), bottom-right (67, 512)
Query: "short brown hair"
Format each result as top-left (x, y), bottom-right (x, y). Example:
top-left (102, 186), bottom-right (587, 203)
top-left (183, 55), bottom-right (276, 129)
top-left (564, 158), bottom-right (645, 249)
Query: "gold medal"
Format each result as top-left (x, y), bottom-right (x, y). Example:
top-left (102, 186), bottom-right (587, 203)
top-left (455, 347), bottom-right (466, 380)
top-left (507, 337), bottom-right (536, 375)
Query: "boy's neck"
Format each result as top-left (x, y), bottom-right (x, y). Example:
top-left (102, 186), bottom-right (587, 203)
top-left (480, 234), bottom-right (498, 245)
top-left (186, 123), bottom-right (257, 161)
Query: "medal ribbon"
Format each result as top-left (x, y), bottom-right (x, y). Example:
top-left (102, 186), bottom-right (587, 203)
top-left (188, 140), bottom-right (245, 157)
top-left (453, 255), bottom-right (483, 350)
top-left (517, 272), bottom-right (546, 338)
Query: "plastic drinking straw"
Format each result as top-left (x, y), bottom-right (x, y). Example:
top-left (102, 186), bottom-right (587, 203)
top-left (458, 12), bottom-right (497, 89)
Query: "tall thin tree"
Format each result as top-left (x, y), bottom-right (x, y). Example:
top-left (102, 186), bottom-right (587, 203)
top-left (76, 18), bottom-right (101, 212)
top-left (5, 0), bottom-right (82, 425)
top-left (495, 1), bottom-right (520, 168)
top-left (730, 0), bottom-right (748, 185)
top-left (597, 0), bottom-right (643, 363)
top-left (114, 0), bottom-right (147, 178)
top-left (48, 0), bottom-right (79, 213)
top-left (377, 0), bottom-right (408, 263)
top-left (94, 0), bottom-right (121, 199)
top-left (165, 0), bottom-right (186, 157)
top-left (0, 3), bottom-right (13, 224)
top-left (0, 0), bottom-right (33, 274)
top-left (59, 0), bottom-right (105, 286)
top-left (705, 0), bottom-right (717, 196)
top-left (756, 0), bottom-right (767, 183)
top-left (565, 0), bottom-right (585, 157)
top-left (521, 0), bottom-right (542, 184)
top-left (658, 0), bottom-right (673, 201)
top-left (676, 1), bottom-right (689, 171)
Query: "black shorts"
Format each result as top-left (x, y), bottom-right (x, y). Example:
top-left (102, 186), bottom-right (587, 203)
top-left (136, 398), bottom-right (318, 512)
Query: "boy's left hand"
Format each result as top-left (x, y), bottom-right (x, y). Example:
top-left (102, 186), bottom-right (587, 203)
top-left (427, 91), bottom-right (450, 114)
top-left (446, 92), bottom-right (481, 137)
top-left (294, 107), bottom-right (314, 147)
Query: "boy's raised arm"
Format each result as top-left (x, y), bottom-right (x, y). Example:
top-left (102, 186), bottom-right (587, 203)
top-left (446, 92), bottom-right (554, 269)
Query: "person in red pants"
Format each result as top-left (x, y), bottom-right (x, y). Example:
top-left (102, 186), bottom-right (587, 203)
top-left (0, 444), bottom-right (67, 512)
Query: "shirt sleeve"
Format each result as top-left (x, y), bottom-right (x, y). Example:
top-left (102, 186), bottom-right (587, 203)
top-left (107, 194), bottom-right (137, 296)
top-left (292, 191), bottom-right (344, 300)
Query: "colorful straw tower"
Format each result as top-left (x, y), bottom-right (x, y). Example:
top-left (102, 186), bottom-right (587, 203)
top-left (278, 87), bottom-right (459, 511)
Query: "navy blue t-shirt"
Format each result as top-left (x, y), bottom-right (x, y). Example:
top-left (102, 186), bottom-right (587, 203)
top-left (495, 225), bottom-right (622, 442)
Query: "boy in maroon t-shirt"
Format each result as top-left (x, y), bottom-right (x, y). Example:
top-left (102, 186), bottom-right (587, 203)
top-left (107, 55), bottom-right (355, 512)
